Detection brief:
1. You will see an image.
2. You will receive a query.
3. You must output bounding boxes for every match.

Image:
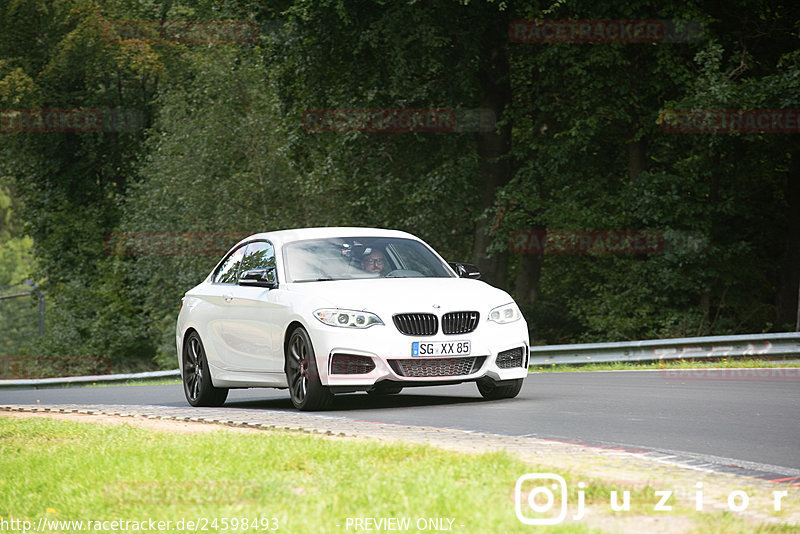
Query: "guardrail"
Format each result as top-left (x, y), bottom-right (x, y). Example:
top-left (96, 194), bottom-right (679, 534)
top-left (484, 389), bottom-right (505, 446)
top-left (529, 332), bottom-right (800, 365)
top-left (0, 369), bottom-right (180, 388)
top-left (1, 333), bottom-right (798, 388)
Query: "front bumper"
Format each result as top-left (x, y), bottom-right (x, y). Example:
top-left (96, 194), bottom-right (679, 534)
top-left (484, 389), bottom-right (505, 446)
top-left (306, 317), bottom-right (530, 389)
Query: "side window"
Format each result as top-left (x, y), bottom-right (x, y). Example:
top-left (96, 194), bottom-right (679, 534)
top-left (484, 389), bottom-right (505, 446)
top-left (213, 245), bottom-right (246, 284)
top-left (240, 241), bottom-right (277, 275)
top-left (389, 241), bottom-right (450, 277)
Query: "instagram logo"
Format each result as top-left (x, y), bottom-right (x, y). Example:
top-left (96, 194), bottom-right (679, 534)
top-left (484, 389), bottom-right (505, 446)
top-left (513, 474), bottom-right (794, 524)
top-left (514, 473), bottom-right (569, 525)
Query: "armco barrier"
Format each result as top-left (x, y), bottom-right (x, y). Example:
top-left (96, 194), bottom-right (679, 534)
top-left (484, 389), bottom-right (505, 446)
top-left (0, 369), bottom-right (179, 388)
top-left (1, 333), bottom-right (798, 387)
top-left (529, 332), bottom-right (800, 365)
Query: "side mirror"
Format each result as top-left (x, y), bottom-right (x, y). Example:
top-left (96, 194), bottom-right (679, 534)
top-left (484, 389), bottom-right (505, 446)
top-left (448, 262), bottom-right (481, 280)
top-left (239, 268), bottom-right (278, 288)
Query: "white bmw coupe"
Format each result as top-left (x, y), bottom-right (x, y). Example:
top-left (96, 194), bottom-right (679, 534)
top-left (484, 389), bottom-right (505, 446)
top-left (176, 227), bottom-right (529, 410)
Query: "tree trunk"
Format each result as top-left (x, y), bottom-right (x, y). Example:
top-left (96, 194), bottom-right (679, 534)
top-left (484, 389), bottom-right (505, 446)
top-left (627, 137), bottom-right (647, 182)
top-left (514, 253), bottom-right (543, 306)
top-left (776, 151), bottom-right (800, 330)
top-left (471, 12), bottom-right (512, 289)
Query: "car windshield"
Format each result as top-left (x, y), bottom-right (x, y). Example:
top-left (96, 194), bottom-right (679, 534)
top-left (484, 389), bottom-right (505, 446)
top-left (284, 237), bottom-right (454, 282)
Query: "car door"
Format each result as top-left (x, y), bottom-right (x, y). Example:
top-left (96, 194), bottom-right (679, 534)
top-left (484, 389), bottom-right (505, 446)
top-left (198, 243), bottom-right (247, 369)
top-left (219, 240), bottom-right (286, 373)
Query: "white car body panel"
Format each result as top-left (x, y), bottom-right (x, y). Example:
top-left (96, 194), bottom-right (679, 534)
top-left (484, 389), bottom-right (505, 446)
top-left (176, 227), bottom-right (529, 402)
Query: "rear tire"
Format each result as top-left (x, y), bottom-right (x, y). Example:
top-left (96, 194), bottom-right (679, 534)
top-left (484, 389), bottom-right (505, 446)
top-left (182, 331), bottom-right (228, 407)
top-left (476, 377), bottom-right (523, 400)
top-left (285, 327), bottom-right (334, 411)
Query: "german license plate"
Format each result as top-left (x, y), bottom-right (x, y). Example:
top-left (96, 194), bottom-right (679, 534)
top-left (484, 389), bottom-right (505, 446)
top-left (411, 340), bottom-right (471, 357)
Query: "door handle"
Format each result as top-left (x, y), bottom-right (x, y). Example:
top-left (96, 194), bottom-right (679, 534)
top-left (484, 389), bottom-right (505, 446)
top-left (224, 294), bottom-right (233, 302)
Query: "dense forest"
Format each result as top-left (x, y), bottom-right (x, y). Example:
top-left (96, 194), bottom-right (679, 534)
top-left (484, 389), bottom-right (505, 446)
top-left (1, 1), bottom-right (798, 374)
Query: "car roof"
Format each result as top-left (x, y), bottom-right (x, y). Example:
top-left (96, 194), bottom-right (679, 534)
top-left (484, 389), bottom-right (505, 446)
top-left (234, 227), bottom-right (422, 248)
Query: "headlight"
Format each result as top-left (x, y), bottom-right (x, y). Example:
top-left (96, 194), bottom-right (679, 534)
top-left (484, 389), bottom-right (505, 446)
top-left (314, 309), bottom-right (384, 329)
top-left (488, 302), bottom-right (521, 324)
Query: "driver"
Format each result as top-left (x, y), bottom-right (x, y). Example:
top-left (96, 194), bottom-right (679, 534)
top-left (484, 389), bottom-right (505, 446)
top-left (360, 248), bottom-right (387, 275)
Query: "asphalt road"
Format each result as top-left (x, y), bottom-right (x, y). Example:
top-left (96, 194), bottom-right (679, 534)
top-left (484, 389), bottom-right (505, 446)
top-left (2, 370), bottom-right (798, 473)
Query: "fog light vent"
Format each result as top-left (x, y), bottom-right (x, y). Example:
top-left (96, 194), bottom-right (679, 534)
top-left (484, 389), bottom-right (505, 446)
top-left (496, 347), bottom-right (525, 369)
top-left (330, 354), bottom-right (376, 375)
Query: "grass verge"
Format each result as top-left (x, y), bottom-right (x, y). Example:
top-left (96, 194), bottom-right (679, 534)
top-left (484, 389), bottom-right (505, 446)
top-left (1, 416), bottom-right (796, 533)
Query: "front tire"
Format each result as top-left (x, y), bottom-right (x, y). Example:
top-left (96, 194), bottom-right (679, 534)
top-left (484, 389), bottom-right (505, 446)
top-left (476, 377), bottom-right (523, 400)
top-left (182, 331), bottom-right (228, 407)
top-left (285, 327), bottom-right (334, 411)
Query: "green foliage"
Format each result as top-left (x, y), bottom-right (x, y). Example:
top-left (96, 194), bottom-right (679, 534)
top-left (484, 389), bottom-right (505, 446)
top-left (121, 45), bottom-right (304, 365)
top-left (493, 0), bottom-right (800, 342)
top-left (0, 167), bottom-right (37, 361)
top-left (1, 0), bottom-right (799, 373)
top-left (0, 177), bottom-right (34, 287)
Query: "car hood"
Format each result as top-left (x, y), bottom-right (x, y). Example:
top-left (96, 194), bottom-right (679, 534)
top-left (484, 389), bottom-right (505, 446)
top-left (285, 277), bottom-right (514, 315)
